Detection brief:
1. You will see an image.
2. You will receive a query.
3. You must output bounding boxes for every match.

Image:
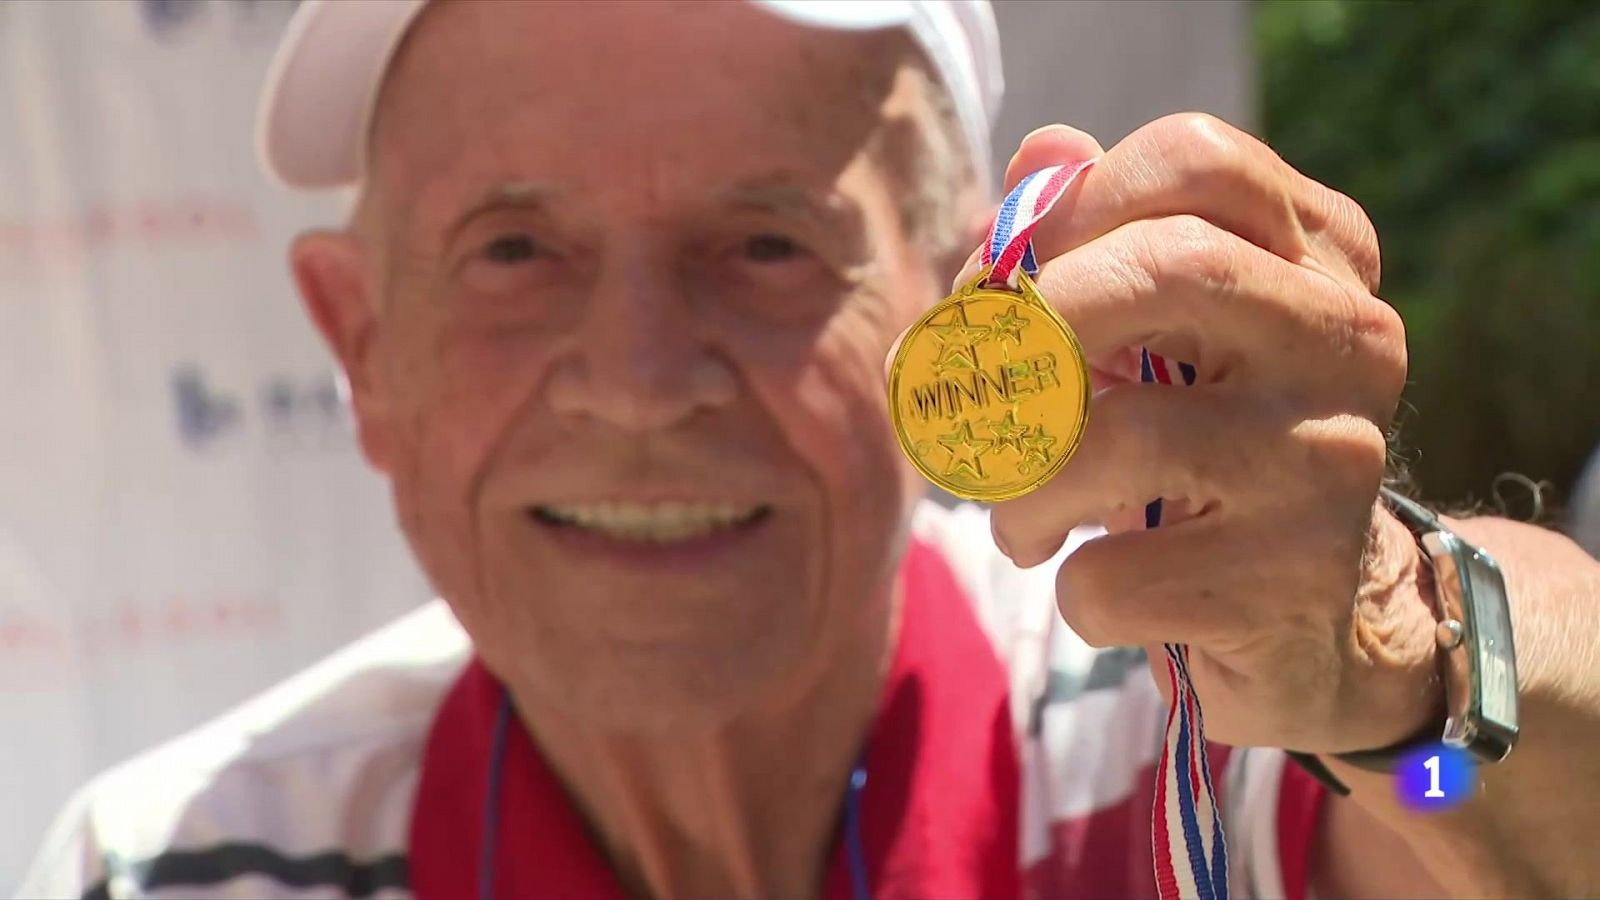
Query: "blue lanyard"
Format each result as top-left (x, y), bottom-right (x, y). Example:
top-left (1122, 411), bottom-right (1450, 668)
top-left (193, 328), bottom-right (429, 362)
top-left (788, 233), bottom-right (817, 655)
top-left (843, 756), bottom-right (870, 900)
top-left (478, 691), bottom-right (871, 900)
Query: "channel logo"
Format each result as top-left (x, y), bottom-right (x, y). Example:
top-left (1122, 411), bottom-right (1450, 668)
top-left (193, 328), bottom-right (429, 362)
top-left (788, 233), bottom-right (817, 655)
top-left (1394, 743), bottom-right (1476, 812)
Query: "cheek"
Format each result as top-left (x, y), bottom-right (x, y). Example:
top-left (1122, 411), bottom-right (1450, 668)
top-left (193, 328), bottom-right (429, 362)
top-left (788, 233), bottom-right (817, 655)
top-left (396, 318), bottom-right (563, 455)
top-left (377, 320), bottom-right (560, 581)
top-left (735, 297), bottom-right (914, 534)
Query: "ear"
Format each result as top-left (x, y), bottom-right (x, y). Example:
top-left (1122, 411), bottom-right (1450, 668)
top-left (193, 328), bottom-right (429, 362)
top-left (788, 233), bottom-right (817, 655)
top-left (290, 231), bottom-right (395, 472)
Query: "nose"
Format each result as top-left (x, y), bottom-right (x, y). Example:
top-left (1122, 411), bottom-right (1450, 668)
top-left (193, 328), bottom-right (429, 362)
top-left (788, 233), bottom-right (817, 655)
top-left (545, 246), bottom-right (736, 431)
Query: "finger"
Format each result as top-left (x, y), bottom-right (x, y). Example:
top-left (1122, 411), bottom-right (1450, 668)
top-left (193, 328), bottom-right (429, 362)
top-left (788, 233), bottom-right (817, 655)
top-left (1053, 520), bottom-right (1254, 650)
top-left (1052, 516), bottom-right (1342, 652)
top-left (884, 329), bottom-right (906, 383)
top-left (1298, 181), bottom-right (1382, 292)
top-left (1002, 124), bottom-right (1105, 195)
top-left (1030, 215), bottom-right (1407, 421)
top-left (993, 392), bottom-right (1388, 571)
top-left (989, 384), bottom-right (1284, 568)
top-left (947, 243), bottom-right (984, 292)
top-left (1014, 113), bottom-right (1378, 289)
top-left (989, 388), bottom-right (1388, 569)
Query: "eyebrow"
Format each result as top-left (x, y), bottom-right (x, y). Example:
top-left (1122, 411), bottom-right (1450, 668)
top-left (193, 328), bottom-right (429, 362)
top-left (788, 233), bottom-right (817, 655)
top-left (438, 176), bottom-right (871, 251)
top-left (441, 180), bottom-right (566, 244)
top-left (716, 177), bottom-right (875, 262)
top-left (716, 178), bottom-right (861, 226)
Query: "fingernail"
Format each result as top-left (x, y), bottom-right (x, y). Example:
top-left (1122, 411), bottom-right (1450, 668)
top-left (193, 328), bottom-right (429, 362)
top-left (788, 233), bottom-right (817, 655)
top-left (950, 248), bottom-right (983, 293)
top-left (1023, 123), bottom-right (1068, 141)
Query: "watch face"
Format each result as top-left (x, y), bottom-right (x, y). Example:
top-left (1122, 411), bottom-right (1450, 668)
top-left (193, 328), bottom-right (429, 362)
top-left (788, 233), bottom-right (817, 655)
top-left (1429, 533), bottom-right (1519, 762)
top-left (1467, 548), bottom-right (1519, 736)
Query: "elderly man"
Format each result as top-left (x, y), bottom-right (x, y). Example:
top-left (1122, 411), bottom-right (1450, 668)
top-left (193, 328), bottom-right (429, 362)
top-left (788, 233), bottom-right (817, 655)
top-left (21, 1), bottom-right (1600, 898)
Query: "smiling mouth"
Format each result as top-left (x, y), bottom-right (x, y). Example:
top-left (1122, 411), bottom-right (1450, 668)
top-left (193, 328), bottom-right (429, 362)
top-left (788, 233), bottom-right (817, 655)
top-left (529, 501), bottom-right (772, 543)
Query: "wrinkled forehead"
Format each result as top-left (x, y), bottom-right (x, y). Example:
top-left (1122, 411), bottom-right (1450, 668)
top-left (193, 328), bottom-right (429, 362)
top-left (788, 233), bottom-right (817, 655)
top-left (364, 0), bottom-right (918, 230)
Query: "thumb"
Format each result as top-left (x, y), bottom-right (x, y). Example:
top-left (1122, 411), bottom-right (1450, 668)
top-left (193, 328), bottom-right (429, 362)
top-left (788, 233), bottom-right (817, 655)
top-left (948, 124), bottom-right (1105, 289)
top-left (1002, 124), bottom-right (1105, 195)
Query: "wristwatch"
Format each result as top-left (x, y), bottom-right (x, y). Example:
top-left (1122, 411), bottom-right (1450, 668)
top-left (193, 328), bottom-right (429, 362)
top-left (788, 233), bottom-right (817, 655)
top-left (1289, 488), bottom-right (1520, 792)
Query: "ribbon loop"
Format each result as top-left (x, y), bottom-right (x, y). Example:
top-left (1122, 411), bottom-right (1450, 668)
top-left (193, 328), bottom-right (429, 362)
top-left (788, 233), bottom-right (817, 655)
top-left (982, 160), bottom-right (1095, 288)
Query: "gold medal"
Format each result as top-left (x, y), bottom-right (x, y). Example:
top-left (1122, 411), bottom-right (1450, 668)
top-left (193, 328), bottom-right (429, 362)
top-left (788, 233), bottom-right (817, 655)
top-left (888, 267), bottom-right (1089, 501)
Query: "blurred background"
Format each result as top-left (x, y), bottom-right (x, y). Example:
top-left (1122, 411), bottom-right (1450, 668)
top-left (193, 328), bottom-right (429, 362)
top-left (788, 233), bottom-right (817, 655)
top-left (1259, 0), bottom-right (1600, 518)
top-left (1, 0), bottom-right (1595, 887)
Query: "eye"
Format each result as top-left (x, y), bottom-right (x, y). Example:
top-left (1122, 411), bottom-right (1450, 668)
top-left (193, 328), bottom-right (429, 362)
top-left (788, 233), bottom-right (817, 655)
top-left (482, 233), bottom-right (543, 264)
top-left (742, 233), bottom-right (802, 263)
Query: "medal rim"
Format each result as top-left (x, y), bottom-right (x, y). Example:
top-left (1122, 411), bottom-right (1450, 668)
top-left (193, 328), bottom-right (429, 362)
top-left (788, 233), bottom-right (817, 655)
top-left (888, 267), bottom-right (1091, 503)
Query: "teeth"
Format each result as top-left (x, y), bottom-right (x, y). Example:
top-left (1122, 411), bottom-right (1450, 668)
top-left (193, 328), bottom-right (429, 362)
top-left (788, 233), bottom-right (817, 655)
top-left (536, 502), bottom-right (762, 542)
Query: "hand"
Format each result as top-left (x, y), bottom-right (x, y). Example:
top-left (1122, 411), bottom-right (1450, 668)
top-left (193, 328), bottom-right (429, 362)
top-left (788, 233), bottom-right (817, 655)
top-left (980, 116), bottom-right (1440, 754)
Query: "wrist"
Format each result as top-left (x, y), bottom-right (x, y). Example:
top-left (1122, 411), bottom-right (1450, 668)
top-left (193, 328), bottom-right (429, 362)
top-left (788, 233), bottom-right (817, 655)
top-left (1286, 502), bottom-right (1446, 796)
top-left (1341, 503), bottom-right (1448, 750)
top-left (1310, 517), bottom-right (1600, 898)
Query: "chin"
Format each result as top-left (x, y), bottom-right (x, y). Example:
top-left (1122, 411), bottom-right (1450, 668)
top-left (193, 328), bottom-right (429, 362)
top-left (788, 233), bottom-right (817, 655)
top-left (510, 634), bottom-right (812, 732)
top-left (449, 505), bottom-right (834, 731)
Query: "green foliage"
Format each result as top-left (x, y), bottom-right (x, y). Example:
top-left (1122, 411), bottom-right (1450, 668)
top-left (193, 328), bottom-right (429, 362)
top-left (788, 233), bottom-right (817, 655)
top-left (1257, 0), bottom-right (1600, 510)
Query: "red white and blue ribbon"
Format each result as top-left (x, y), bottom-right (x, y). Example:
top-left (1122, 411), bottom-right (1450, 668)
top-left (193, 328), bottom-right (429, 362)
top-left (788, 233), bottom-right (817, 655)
top-left (1144, 348), bottom-right (1228, 900)
top-left (987, 167), bottom-right (1228, 900)
top-left (981, 161), bottom-right (1094, 287)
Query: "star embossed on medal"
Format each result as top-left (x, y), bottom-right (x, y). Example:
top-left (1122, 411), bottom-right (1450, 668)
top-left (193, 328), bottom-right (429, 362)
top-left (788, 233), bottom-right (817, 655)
top-left (990, 304), bottom-right (1030, 346)
top-left (986, 408), bottom-right (1030, 456)
top-left (937, 420), bottom-right (992, 479)
top-left (1018, 425), bottom-right (1056, 475)
top-left (928, 304), bottom-right (991, 373)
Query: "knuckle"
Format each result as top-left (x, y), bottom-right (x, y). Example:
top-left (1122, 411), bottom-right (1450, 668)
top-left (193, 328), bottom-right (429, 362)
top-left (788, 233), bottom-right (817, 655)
top-left (1364, 297), bottom-right (1409, 401)
top-left (1146, 111), bottom-right (1240, 157)
top-left (1293, 415), bottom-right (1389, 498)
top-left (1335, 287), bottom-right (1409, 409)
top-left (1352, 288), bottom-right (1405, 343)
top-left (1324, 187), bottom-right (1383, 289)
top-left (1145, 215), bottom-right (1239, 296)
top-left (1141, 112), bottom-right (1253, 196)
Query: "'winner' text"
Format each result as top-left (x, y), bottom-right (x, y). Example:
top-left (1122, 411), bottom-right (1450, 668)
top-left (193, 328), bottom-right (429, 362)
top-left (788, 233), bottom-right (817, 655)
top-left (906, 353), bottom-right (1060, 423)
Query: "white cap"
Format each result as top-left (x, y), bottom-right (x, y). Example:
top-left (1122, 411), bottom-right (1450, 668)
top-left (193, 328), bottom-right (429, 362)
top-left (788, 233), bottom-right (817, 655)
top-left (256, 0), bottom-right (1003, 191)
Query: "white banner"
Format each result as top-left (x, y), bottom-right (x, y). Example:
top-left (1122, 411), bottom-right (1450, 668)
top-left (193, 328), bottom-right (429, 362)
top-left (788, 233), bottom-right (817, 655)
top-left (0, 0), bottom-right (431, 884)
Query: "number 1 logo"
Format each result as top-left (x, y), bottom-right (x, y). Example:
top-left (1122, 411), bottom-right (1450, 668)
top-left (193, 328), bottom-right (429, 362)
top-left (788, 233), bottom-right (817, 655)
top-left (1398, 745), bottom-right (1474, 811)
top-left (1423, 754), bottom-right (1445, 798)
